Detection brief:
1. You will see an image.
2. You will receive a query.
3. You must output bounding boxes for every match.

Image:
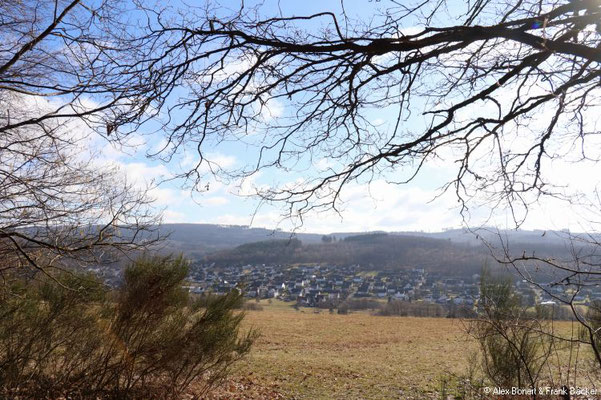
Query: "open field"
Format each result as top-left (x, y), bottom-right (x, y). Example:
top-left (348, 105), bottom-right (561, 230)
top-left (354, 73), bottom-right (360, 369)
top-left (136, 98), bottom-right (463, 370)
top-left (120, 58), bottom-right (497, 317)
top-left (209, 301), bottom-right (476, 399)
top-left (205, 301), bottom-right (598, 400)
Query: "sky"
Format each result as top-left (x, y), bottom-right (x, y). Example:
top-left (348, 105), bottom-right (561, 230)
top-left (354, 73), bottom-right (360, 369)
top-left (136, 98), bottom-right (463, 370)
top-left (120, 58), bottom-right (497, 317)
top-left (85, 0), bottom-right (601, 234)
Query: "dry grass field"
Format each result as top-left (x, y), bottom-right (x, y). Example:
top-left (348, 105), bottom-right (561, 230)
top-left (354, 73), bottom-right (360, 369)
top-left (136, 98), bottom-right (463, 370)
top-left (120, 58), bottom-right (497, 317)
top-left (208, 300), bottom-right (477, 399)
top-left (204, 301), bottom-right (599, 400)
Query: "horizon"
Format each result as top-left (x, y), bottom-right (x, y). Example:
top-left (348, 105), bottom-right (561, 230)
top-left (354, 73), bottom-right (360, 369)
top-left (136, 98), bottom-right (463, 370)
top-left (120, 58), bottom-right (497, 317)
top-left (158, 222), bottom-right (576, 236)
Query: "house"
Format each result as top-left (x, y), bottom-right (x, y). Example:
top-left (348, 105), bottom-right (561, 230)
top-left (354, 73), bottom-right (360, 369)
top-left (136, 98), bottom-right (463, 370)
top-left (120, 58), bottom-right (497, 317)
top-left (394, 291), bottom-right (407, 300)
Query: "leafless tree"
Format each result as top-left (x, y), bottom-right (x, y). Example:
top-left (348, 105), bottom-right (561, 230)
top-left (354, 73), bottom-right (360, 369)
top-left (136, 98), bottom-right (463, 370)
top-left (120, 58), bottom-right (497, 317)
top-left (0, 0), bottom-right (164, 285)
top-left (4, 0), bottom-right (601, 276)
top-left (1, 0), bottom-right (148, 135)
top-left (112, 0), bottom-right (601, 225)
top-left (3, 0), bottom-right (601, 224)
top-left (0, 92), bottom-right (160, 287)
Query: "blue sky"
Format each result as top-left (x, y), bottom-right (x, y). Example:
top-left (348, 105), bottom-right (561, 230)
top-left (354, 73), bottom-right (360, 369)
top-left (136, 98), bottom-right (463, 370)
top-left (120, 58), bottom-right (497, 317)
top-left (88, 0), bottom-right (601, 234)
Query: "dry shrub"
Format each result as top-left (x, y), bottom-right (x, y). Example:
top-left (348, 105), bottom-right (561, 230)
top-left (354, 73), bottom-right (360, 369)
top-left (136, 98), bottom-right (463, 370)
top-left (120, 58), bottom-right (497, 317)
top-left (242, 302), bottom-right (264, 311)
top-left (0, 255), bottom-right (256, 399)
top-left (468, 270), bottom-right (551, 390)
top-left (377, 300), bottom-right (446, 317)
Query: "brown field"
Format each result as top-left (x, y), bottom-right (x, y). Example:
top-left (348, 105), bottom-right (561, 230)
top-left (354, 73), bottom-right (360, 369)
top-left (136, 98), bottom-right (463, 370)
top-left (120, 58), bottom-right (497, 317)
top-left (204, 301), bottom-right (599, 400)
top-left (208, 300), bottom-right (477, 400)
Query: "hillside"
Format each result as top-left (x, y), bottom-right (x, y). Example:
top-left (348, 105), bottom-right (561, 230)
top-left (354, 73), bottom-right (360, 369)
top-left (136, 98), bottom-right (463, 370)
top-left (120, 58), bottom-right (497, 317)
top-left (204, 233), bottom-right (489, 276)
top-left (154, 224), bottom-right (586, 278)
top-left (161, 224), bottom-right (580, 254)
top-left (158, 224), bottom-right (323, 257)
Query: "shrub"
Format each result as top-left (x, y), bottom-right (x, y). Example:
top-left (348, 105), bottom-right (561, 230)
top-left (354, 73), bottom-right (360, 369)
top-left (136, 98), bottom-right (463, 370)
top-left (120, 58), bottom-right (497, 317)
top-left (242, 301), bottom-right (264, 311)
top-left (0, 255), bottom-right (256, 399)
top-left (316, 298), bottom-right (340, 309)
top-left (377, 300), bottom-right (446, 317)
top-left (468, 270), bottom-right (551, 390)
top-left (343, 298), bottom-right (381, 311)
top-left (337, 303), bottom-right (349, 315)
top-left (0, 272), bottom-right (108, 398)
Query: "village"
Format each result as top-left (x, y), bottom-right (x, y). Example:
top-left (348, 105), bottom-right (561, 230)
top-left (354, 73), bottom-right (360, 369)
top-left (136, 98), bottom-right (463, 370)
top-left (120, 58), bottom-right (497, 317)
top-left (186, 263), bottom-right (509, 308)
top-left (84, 259), bottom-right (601, 310)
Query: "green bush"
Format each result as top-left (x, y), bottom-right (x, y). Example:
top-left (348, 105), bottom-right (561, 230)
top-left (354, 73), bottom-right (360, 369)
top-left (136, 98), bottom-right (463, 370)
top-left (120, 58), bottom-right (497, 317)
top-left (469, 270), bottom-right (551, 390)
top-left (0, 272), bottom-right (108, 398)
top-left (0, 255), bottom-right (256, 399)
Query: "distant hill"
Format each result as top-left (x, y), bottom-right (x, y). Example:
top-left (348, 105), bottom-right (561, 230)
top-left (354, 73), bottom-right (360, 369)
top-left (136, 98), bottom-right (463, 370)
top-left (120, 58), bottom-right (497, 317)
top-left (158, 223), bottom-right (322, 257)
top-left (156, 224), bottom-right (586, 278)
top-left (204, 232), bottom-right (489, 277)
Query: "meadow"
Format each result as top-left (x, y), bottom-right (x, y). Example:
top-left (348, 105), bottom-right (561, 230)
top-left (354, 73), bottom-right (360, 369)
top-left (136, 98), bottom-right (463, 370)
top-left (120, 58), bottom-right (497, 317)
top-left (204, 301), bottom-right (599, 400)
top-left (207, 300), bottom-right (476, 400)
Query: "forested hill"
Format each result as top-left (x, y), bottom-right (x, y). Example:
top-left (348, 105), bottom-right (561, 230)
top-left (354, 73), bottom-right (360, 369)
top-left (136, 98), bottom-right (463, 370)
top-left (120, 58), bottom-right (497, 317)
top-left (204, 233), bottom-right (489, 276)
top-left (161, 224), bottom-right (578, 255)
top-left (159, 225), bottom-right (584, 277)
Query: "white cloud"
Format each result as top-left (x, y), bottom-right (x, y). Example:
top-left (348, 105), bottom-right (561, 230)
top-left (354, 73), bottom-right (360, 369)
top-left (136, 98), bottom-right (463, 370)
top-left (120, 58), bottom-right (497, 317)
top-left (315, 157), bottom-right (335, 172)
top-left (150, 187), bottom-right (189, 206)
top-left (260, 98), bottom-right (283, 121)
top-left (230, 172), bottom-right (269, 197)
top-left (197, 179), bottom-right (463, 233)
top-left (117, 162), bottom-right (171, 187)
top-left (203, 196), bottom-right (230, 206)
top-left (208, 153), bottom-right (237, 169)
top-left (162, 209), bottom-right (187, 223)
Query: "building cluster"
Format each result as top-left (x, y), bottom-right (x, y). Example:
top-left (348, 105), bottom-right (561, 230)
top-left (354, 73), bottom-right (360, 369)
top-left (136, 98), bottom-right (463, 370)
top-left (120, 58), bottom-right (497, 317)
top-left (85, 261), bottom-right (601, 309)
top-left (186, 263), bottom-right (489, 307)
top-left (538, 280), bottom-right (601, 306)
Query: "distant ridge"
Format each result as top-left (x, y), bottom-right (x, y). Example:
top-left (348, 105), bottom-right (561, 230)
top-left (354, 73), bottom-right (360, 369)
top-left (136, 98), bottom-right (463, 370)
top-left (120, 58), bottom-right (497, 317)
top-left (203, 232), bottom-right (488, 277)
top-left (159, 223), bottom-right (323, 257)
top-left (158, 224), bottom-right (584, 277)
